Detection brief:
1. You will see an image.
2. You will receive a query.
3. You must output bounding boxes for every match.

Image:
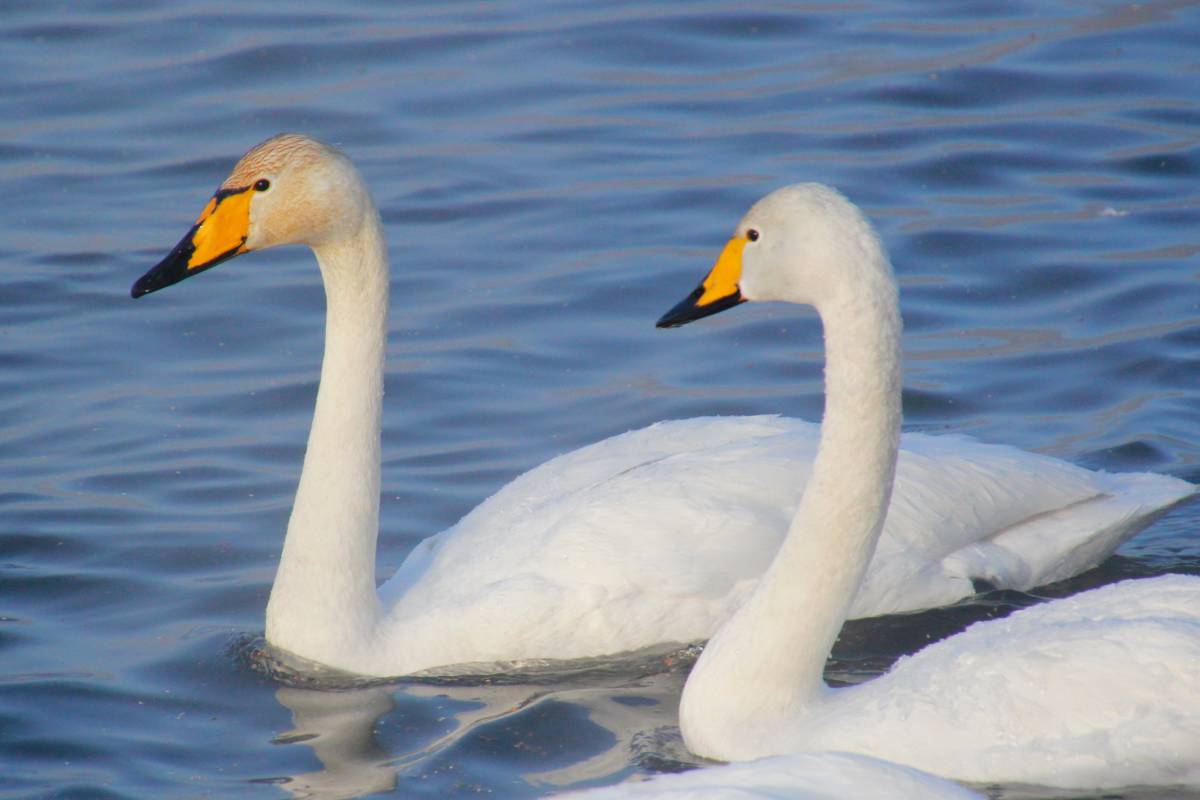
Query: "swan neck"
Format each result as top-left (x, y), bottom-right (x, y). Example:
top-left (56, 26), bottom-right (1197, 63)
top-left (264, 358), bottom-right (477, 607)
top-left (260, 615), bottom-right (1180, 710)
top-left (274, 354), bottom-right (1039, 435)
top-left (681, 268), bottom-right (902, 758)
top-left (266, 208), bottom-right (390, 662)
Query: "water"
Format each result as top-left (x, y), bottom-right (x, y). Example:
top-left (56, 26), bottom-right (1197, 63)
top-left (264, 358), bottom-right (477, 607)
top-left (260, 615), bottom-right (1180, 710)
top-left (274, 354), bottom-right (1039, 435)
top-left (2, 1), bottom-right (1198, 797)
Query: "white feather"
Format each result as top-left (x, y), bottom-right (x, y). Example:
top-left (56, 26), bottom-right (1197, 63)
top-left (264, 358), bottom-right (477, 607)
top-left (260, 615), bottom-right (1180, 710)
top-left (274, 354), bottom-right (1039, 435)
top-left (559, 752), bottom-right (981, 800)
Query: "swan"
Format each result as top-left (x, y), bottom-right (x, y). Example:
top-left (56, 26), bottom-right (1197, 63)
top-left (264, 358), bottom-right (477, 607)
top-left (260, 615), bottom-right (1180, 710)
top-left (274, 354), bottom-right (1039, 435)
top-left (131, 134), bottom-right (1194, 678)
top-left (658, 183), bottom-right (1200, 788)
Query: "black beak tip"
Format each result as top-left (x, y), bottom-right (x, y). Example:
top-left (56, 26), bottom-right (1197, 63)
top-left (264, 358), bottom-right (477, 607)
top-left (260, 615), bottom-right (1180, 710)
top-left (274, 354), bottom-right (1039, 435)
top-left (656, 286), bottom-right (705, 329)
top-left (130, 262), bottom-right (177, 299)
top-left (655, 310), bottom-right (687, 329)
top-left (130, 226), bottom-right (242, 300)
top-left (656, 285), bottom-right (744, 329)
top-left (131, 236), bottom-right (193, 300)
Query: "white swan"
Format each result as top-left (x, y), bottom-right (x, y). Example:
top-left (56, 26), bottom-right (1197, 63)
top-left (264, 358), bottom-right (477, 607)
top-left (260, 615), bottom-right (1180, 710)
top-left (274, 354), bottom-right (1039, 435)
top-left (132, 135), bottom-right (1194, 679)
top-left (658, 183), bottom-right (1200, 788)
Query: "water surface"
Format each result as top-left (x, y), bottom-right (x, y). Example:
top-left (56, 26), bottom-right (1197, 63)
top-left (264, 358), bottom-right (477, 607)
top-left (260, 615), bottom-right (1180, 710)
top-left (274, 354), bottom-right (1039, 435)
top-left (2, 1), bottom-right (1198, 797)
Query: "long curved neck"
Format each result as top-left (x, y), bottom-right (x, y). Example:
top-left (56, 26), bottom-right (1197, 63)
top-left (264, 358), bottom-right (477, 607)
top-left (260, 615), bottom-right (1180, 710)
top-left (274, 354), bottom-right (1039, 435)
top-left (266, 207), bottom-right (389, 664)
top-left (680, 267), bottom-right (902, 759)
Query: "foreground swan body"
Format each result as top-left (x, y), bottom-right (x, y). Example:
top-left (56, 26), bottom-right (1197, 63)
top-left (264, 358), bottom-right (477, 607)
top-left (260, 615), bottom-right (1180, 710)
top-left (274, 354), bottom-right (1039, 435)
top-left (660, 184), bottom-right (1200, 788)
top-left (132, 135), bottom-right (1194, 677)
top-left (562, 752), bottom-right (980, 799)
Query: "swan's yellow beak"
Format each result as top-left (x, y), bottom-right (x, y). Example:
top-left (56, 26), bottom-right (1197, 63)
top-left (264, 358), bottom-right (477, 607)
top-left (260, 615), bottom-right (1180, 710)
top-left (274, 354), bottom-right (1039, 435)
top-left (131, 186), bottom-right (253, 298)
top-left (656, 235), bottom-right (747, 328)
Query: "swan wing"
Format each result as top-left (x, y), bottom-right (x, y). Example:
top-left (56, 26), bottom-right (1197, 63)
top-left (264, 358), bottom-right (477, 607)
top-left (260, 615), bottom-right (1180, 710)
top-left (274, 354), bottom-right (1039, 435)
top-left (379, 416), bottom-right (812, 666)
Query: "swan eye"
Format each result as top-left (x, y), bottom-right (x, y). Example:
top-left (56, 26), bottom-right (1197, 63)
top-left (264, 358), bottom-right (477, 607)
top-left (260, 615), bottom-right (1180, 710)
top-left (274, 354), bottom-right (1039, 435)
top-left (254, 179), bottom-right (271, 192)
top-left (746, 229), bottom-right (760, 242)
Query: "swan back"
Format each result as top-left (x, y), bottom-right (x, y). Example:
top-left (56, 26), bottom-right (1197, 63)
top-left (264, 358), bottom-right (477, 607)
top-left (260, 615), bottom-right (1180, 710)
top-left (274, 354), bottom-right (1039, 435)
top-left (787, 574), bottom-right (1200, 787)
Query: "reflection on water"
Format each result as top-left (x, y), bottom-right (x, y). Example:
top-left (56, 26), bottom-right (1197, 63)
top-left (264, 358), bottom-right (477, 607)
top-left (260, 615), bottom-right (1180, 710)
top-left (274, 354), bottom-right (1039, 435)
top-left (275, 686), bottom-right (398, 799)
top-left (270, 664), bottom-right (693, 799)
top-left (1, 0), bottom-right (1198, 797)
top-left (242, 635), bottom-right (704, 796)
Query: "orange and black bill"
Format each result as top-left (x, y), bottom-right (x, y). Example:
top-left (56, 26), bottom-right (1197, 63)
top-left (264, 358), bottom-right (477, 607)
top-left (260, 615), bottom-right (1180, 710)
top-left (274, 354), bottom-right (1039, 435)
top-left (656, 235), bottom-right (748, 328)
top-left (131, 185), bottom-right (253, 298)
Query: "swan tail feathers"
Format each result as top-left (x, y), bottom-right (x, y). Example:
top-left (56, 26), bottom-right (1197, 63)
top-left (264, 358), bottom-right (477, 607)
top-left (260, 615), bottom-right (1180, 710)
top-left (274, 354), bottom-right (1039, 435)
top-left (944, 472), bottom-right (1197, 591)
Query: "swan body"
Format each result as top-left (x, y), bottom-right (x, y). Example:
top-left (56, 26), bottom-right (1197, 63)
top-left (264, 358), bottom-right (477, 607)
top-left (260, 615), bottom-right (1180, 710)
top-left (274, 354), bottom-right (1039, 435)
top-left (382, 415), bottom-right (1189, 670)
top-left (660, 183), bottom-right (1200, 789)
top-left (562, 752), bottom-right (981, 799)
top-left (132, 135), bottom-right (1194, 681)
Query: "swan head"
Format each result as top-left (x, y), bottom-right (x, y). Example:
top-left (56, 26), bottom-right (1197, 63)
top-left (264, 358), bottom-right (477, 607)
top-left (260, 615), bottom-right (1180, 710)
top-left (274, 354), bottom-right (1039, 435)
top-left (657, 183), bottom-right (891, 327)
top-left (131, 134), bottom-right (371, 298)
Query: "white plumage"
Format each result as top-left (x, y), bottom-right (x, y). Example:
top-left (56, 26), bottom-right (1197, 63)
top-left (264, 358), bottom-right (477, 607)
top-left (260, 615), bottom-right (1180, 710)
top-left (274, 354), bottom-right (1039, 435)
top-left (774, 575), bottom-right (1200, 787)
top-left (559, 752), bottom-right (982, 800)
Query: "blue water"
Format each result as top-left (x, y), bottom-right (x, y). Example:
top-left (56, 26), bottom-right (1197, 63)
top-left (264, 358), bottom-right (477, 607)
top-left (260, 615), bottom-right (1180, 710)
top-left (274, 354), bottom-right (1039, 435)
top-left (2, 1), bottom-right (1198, 797)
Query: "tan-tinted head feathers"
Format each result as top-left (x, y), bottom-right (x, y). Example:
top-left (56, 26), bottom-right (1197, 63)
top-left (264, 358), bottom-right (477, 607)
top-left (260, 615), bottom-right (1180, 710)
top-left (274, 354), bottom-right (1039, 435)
top-left (222, 134), bottom-right (338, 190)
